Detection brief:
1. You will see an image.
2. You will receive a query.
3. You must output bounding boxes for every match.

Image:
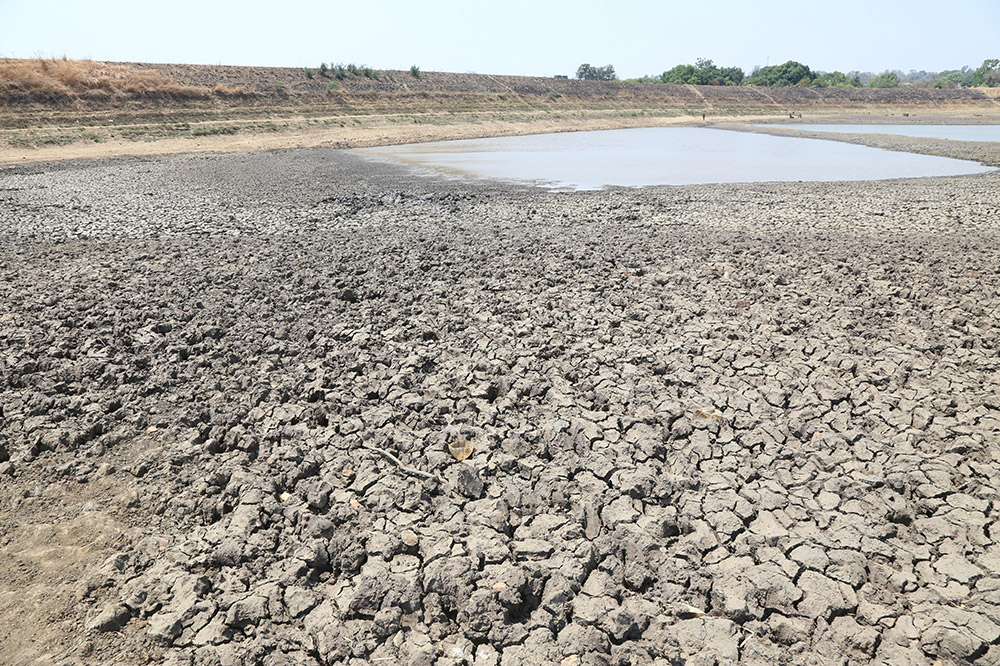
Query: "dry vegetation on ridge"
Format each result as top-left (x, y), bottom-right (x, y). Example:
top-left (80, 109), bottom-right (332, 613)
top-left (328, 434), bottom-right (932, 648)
top-left (0, 58), bottom-right (212, 101)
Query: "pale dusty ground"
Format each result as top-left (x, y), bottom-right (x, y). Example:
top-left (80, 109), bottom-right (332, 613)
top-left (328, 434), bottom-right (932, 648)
top-left (0, 112), bottom-right (741, 165)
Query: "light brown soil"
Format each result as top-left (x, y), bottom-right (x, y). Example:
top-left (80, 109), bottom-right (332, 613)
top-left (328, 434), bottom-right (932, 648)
top-left (0, 111), bottom-right (741, 165)
top-left (1, 59), bottom-right (998, 165)
top-left (2, 107), bottom-right (999, 167)
top-left (0, 472), bottom-right (140, 665)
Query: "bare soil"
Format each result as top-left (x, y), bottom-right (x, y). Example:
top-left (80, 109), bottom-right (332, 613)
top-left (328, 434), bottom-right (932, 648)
top-left (2, 63), bottom-right (1000, 666)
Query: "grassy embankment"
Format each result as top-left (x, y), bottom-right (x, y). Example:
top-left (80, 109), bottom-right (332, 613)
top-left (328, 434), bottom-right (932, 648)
top-left (1, 58), bottom-right (998, 161)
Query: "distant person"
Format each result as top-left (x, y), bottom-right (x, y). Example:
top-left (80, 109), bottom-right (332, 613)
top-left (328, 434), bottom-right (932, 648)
top-left (702, 112), bottom-right (706, 121)
top-left (789, 113), bottom-right (794, 119)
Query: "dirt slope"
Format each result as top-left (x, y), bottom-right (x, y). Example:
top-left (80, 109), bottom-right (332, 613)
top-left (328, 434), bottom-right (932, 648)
top-left (1, 59), bottom-right (997, 165)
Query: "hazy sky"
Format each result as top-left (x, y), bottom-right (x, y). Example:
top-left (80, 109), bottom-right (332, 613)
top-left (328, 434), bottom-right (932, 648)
top-left (1, 0), bottom-right (997, 78)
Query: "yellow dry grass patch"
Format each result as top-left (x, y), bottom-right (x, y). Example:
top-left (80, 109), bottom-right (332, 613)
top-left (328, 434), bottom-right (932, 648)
top-left (0, 57), bottom-right (208, 99)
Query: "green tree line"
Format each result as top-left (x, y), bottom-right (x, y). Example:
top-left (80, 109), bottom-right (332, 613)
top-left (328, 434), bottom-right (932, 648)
top-left (612, 58), bottom-right (999, 88)
top-left (576, 63), bottom-right (617, 81)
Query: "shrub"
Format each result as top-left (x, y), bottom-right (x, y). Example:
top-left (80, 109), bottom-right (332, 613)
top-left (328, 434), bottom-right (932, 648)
top-left (213, 84), bottom-right (250, 97)
top-left (410, 65), bottom-right (421, 78)
top-left (659, 59), bottom-right (743, 86)
top-left (304, 67), bottom-right (314, 79)
top-left (744, 61), bottom-right (816, 87)
top-left (869, 71), bottom-right (900, 88)
top-left (576, 64), bottom-right (616, 81)
top-left (813, 71), bottom-right (861, 88)
top-left (319, 62), bottom-right (329, 77)
top-left (192, 125), bottom-right (239, 137)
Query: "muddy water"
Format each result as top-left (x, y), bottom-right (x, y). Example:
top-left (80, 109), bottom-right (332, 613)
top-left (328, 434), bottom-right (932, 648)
top-left (354, 127), bottom-right (996, 190)
top-left (770, 124), bottom-right (1000, 142)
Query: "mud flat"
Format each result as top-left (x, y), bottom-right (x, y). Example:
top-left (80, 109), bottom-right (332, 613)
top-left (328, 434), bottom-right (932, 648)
top-left (1, 133), bottom-right (999, 666)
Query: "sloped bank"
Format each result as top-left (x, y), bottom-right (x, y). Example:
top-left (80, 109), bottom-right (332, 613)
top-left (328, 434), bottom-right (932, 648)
top-left (3, 59), bottom-right (998, 122)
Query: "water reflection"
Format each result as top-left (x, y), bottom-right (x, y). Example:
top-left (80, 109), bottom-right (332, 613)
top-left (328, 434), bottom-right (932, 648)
top-left (355, 127), bottom-right (995, 190)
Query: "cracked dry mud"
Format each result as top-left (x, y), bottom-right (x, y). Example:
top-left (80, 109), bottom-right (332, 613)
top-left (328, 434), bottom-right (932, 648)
top-left (1, 140), bottom-right (999, 666)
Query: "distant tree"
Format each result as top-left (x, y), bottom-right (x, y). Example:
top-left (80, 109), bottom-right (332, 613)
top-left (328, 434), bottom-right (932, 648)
top-left (744, 61), bottom-right (816, 87)
top-left (898, 70), bottom-right (939, 87)
top-left (814, 71), bottom-right (861, 88)
top-left (658, 58), bottom-right (743, 86)
top-left (969, 58), bottom-right (1000, 87)
top-left (576, 63), bottom-right (616, 81)
top-left (933, 70), bottom-right (966, 88)
top-left (869, 71), bottom-right (900, 88)
top-left (718, 65), bottom-right (745, 86)
top-left (660, 63), bottom-right (697, 84)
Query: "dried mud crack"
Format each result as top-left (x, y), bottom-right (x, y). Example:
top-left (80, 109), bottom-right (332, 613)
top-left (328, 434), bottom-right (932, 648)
top-left (1, 144), bottom-right (1000, 666)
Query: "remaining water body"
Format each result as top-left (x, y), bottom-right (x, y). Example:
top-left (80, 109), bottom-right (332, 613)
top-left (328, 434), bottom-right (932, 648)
top-left (766, 124), bottom-right (1000, 142)
top-left (355, 127), bottom-right (995, 190)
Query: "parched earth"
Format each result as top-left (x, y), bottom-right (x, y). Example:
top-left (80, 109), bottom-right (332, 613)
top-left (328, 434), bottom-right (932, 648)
top-left (1, 138), bottom-right (999, 665)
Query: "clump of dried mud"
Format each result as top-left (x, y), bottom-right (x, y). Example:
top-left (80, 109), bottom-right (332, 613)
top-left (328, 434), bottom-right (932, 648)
top-left (1, 143), bottom-right (999, 666)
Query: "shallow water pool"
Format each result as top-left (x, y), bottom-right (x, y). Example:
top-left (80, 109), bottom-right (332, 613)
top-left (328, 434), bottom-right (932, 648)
top-left (354, 127), bottom-right (995, 190)
top-left (764, 124), bottom-right (1000, 142)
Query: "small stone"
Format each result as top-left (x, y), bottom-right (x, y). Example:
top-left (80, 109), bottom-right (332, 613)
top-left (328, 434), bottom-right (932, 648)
top-left (817, 491), bottom-right (841, 510)
top-left (225, 595), bottom-right (269, 627)
top-left (922, 621), bottom-right (984, 660)
top-left (445, 464), bottom-right (483, 498)
top-left (789, 544), bottom-right (829, 570)
top-left (831, 615), bottom-right (880, 655)
top-left (797, 571), bottom-right (855, 620)
top-left (513, 539), bottom-right (555, 559)
top-left (600, 496), bottom-right (639, 529)
top-left (147, 611), bottom-right (183, 643)
top-left (86, 603), bottom-right (131, 632)
top-left (749, 511), bottom-right (788, 543)
top-left (583, 502), bottom-right (601, 540)
top-left (934, 553), bottom-right (985, 584)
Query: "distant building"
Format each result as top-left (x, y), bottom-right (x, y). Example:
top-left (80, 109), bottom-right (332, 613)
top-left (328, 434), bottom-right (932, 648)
top-left (554, 75), bottom-right (568, 79)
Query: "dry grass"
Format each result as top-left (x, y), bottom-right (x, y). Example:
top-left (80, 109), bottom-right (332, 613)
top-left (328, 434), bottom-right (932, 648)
top-left (213, 83), bottom-right (252, 97)
top-left (0, 58), bottom-right (209, 101)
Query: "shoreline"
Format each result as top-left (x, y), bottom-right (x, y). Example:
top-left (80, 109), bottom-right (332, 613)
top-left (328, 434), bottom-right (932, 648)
top-left (3, 107), bottom-right (1000, 168)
